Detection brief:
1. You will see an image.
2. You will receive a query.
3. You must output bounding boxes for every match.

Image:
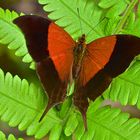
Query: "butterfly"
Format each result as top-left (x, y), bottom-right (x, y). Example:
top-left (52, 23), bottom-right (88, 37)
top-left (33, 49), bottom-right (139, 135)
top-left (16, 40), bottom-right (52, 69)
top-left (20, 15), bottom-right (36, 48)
top-left (14, 15), bottom-right (140, 128)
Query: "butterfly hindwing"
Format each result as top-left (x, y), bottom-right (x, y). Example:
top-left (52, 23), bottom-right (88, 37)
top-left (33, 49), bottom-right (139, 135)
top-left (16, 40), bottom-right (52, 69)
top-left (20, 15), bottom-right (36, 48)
top-left (14, 15), bottom-right (74, 120)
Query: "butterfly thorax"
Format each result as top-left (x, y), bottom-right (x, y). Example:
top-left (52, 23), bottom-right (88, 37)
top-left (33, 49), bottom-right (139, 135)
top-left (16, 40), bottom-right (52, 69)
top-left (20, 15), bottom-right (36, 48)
top-left (72, 34), bottom-right (87, 79)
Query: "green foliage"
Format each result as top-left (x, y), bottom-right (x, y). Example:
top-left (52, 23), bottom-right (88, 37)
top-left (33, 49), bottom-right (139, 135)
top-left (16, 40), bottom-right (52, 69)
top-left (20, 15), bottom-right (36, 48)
top-left (38, 0), bottom-right (106, 43)
top-left (0, 68), bottom-right (73, 139)
top-left (122, 3), bottom-right (140, 37)
top-left (85, 106), bottom-right (140, 140)
top-left (38, 0), bottom-right (139, 40)
top-left (0, 8), bottom-right (35, 69)
top-left (0, 130), bottom-right (24, 140)
top-left (99, 0), bottom-right (139, 34)
top-left (0, 0), bottom-right (140, 139)
top-left (103, 58), bottom-right (140, 107)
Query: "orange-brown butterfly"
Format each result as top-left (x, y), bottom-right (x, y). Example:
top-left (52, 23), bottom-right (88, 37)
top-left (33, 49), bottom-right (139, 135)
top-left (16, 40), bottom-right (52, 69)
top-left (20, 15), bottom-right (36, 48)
top-left (14, 15), bottom-right (140, 128)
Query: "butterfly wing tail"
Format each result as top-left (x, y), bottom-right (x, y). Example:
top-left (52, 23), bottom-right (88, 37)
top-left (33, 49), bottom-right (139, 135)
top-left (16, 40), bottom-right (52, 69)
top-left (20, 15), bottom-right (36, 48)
top-left (37, 59), bottom-right (67, 121)
top-left (39, 100), bottom-right (57, 122)
top-left (73, 89), bottom-right (89, 130)
top-left (39, 103), bottom-right (50, 122)
top-left (74, 70), bottom-right (112, 129)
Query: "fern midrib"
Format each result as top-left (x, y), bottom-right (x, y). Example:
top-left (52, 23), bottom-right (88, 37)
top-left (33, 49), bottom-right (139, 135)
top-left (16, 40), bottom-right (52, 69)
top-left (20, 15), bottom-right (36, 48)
top-left (59, 0), bottom-right (102, 36)
top-left (0, 88), bottom-right (63, 122)
top-left (0, 91), bottom-right (39, 111)
top-left (118, 75), bottom-right (140, 87)
top-left (0, 18), bottom-right (26, 46)
top-left (93, 118), bottom-right (129, 140)
top-left (113, 0), bottom-right (138, 34)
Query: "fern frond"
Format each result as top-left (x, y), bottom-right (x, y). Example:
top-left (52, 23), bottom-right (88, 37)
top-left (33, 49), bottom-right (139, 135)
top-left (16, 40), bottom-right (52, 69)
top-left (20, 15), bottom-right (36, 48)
top-left (81, 105), bottom-right (140, 140)
top-left (122, 2), bottom-right (140, 37)
top-left (38, 0), bottom-right (107, 43)
top-left (0, 68), bottom-right (46, 138)
top-left (0, 130), bottom-right (24, 140)
top-left (99, 0), bottom-right (138, 34)
top-left (0, 8), bottom-right (35, 69)
top-left (103, 58), bottom-right (140, 107)
top-left (38, 0), bottom-right (138, 42)
top-left (0, 68), bottom-right (74, 139)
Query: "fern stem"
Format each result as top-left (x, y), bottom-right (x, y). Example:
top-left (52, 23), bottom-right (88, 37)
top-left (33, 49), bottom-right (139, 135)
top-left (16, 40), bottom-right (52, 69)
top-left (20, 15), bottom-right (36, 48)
top-left (113, 0), bottom-right (138, 34)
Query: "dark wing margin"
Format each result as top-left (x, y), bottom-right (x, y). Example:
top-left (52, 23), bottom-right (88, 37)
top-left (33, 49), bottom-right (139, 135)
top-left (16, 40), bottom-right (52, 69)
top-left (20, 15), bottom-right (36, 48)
top-left (74, 35), bottom-right (140, 129)
top-left (14, 15), bottom-right (50, 62)
top-left (104, 35), bottom-right (140, 77)
top-left (14, 15), bottom-right (68, 121)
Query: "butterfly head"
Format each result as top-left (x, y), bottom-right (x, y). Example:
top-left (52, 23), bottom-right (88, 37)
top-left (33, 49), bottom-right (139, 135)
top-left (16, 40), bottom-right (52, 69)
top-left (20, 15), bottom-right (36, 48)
top-left (74, 34), bottom-right (86, 57)
top-left (78, 34), bottom-right (86, 44)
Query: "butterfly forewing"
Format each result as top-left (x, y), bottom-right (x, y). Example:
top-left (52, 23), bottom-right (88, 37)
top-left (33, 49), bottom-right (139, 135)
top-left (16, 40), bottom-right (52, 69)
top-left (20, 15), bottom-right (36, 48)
top-left (79, 36), bottom-right (117, 86)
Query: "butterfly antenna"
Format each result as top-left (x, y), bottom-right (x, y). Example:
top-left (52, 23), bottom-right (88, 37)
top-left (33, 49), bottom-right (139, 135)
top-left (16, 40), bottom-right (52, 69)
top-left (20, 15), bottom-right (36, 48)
top-left (84, 0), bottom-right (103, 38)
top-left (77, 8), bottom-right (83, 35)
top-left (86, 17), bottom-right (109, 38)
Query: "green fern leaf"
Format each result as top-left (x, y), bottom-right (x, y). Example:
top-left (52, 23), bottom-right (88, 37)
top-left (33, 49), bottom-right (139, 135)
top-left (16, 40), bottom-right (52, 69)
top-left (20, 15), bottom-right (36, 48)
top-left (0, 8), bottom-right (35, 69)
top-left (82, 106), bottom-right (140, 140)
top-left (38, 0), bottom-right (138, 41)
top-left (99, 0), bottom-right (138, 34)
top-left (122, 3), bottom-right (140, 37)
top-left (0, 68), bottom-right (73, 139)
top-left (64, 112), bottom-right (78, 136)
top-left (103, 58), bottom-right (140, 107)
top-left (0, 68), bottom-right (46, 138)
top-left (99, 0), bottom-right (128, 18)
top-left (0, 130), bottom-right (24, 140)
top-left (38, 0), bottom-right (107, 43)
top-left (49, 123), bottom-right (63, 140)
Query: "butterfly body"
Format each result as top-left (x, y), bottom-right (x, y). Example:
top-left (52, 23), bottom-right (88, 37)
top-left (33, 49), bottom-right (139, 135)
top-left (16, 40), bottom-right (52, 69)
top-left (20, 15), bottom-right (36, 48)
top-left (14, 15), bottom-right (140, 128)
top-left (72, 34), bottom-right (87, 80)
